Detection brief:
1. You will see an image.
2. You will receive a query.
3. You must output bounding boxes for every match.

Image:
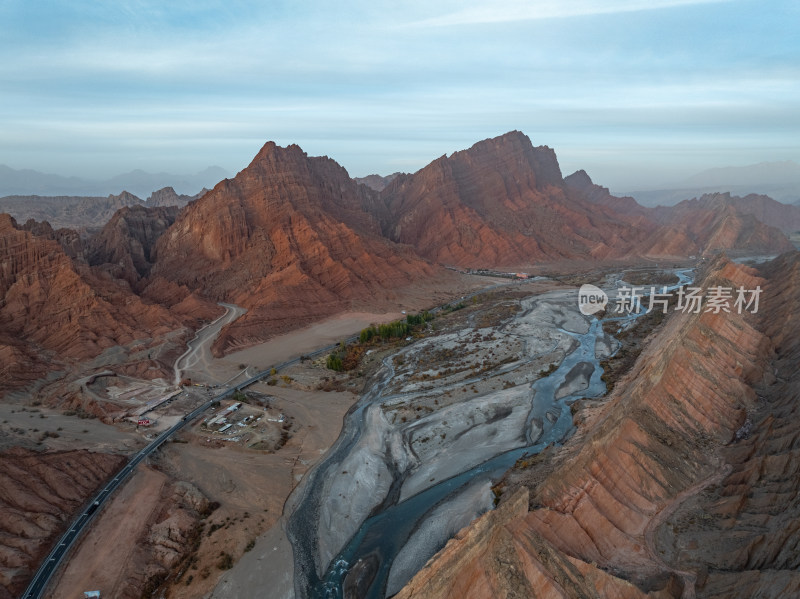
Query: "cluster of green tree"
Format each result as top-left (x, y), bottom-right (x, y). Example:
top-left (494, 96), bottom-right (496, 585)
top-left (405, 310), bottom-right (433, 326)
top-left (358, 311), bottom-right (434, 344)
top-left (327, 312), bottom-right (437, 372)
top-left (326, 353), bottom-right (344, 371)
top-left (360, 321), bottom-right (405, 342)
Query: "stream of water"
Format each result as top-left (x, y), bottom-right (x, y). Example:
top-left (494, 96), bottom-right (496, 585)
top-left (293, 269), bottom-right (693, 599)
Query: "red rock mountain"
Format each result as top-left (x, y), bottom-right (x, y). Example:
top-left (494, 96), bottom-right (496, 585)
top-left (0, 214), bottom-right (183, 392)
top-left (397, 253), bottom-right (800, 598)
top-left (87, 204), bottom-right (181, 287)
top-left (148, 142), bottom-right (441, 354)
top-left (379, 131), bottom-right (654, 267)
top-left (567, 168), bottom-right (794, 258)
top-left (652, 192), bottom-right (800, 236)
top-left (0, 449), bottom-right (125, 599)
top-left (379, 132), bottom-right (792, 267)
top-left (2, 132), bottom-right (793, 387)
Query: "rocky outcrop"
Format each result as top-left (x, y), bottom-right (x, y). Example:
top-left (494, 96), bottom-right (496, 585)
top-left (396, 489), bottom-right (676, 599)
top-left (149, 142), bottom-right (441, 355)
top-left (0, 449), bottom-right (125, 599)
top-left (654, 192), bottom-right (800, 235)
top-left (86, 204), bottom-right (180, 286)
top-left (397, 252), bottom-right (800, 598)
top-left (127, 481), bottom-right (209, 598)
top-left (146, 186), bottom-right (205, 208)
top-left (379, 131), bottom-right (654, 267)
top-left (18, 219), bottom-right (84, 259)
top-left (0, 214), bottom-right (183, 393)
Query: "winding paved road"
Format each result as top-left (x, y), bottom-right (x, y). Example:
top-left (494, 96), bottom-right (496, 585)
top-left (22, 281), bottom-right (533, 599)
top-left (21, 310), bottom-right (339, 599)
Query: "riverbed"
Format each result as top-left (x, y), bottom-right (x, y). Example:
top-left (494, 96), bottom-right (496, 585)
top-left (284, 270), bottom-right (693, 599)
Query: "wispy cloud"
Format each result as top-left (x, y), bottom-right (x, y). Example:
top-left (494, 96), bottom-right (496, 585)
top-left (412, 0), bottom-right (733, 27)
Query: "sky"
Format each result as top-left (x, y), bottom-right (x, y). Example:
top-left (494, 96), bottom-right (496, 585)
top-left (1, 0), bottom-right (799, 190)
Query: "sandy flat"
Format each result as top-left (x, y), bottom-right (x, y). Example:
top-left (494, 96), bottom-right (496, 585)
top-left (210, 518), bottom-right (295, 599)
top-left (165, 385), bottom-right (357, 599)
top-left (46, 466), bottom-right (169, 599)
top-left (205, 311), bottom-right (403, 380)
top-left (0, 403), bottom-right (142, 453)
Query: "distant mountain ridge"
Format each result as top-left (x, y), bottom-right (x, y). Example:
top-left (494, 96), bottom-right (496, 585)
top-left (0, 187), bottom-right (206, 231)
top-left (0, 164), bottom-right (227, 199)
top-left (680, 160), bottom-right (800, 187)
top-left (354, 172), bottom-right (402, 192)
top-left (620, 160), bottom-right (800, 206)
top-left (0, 131), bottom-right (794, 379)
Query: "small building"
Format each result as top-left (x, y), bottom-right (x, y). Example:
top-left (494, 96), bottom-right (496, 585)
top-left (137, 418), bottom-right (151, 427)
top-left (84, 592), bottom-right (101, 599)
top-left (515, 273), bottom-right (528, 279)
top-left (219, 423), bottom-right (233, 433)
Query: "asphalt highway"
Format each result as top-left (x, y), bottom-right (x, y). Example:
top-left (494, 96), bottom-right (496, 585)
top-left (19, 343), bottom-right (338, 599)
top-left (21, 279), bottom-right (526, 598)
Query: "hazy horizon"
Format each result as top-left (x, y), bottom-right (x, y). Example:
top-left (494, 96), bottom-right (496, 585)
top-left (2, 0), bottom-right (799, 190)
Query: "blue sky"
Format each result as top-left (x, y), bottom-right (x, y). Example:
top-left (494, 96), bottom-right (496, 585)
top-left (1, 0), bottom-right (798, 189)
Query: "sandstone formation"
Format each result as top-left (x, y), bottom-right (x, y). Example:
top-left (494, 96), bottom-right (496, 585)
top-left (0, 214), bottom-right (183, 393)
top-left (87, 204), bottom-right (181, 286)
top-left (397, 252), bottom-right (800, 598)
top-left (148, 142), bottom-right (441, 355)
top-left (379, 132), bottom-right (792, 268)
top-left (146, 186), bottom-right (206, 208)
top-left (567, 169), bottom-right (793, 258)
top-left (379, 131), bottom-right (651, 267)
top-left (0, 448), bottom-right (125, 599)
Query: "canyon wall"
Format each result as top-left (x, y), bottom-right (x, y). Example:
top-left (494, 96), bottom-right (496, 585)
top-left (0, 449), bottom-right (125, 599)
top-left (397, 252), bottom-right (800, 598)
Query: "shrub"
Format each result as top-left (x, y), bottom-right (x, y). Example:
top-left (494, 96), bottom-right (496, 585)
top-left (326, 353), bottom-right (344, 371)
top-left (217, 552), bottom-right (234, 570)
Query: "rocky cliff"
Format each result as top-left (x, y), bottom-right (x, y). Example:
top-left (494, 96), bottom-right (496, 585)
top-left (397, 251), bottom-right (800, 598)
top-left (379, 131), bottom-right (653, 267)
top-left (148, 141), bottom-right (441, 355)
top-left (567, 169), bottom-right (793, 258)
top-left (87, 204), bottom-right (180, 286)
top-left (0, 448), bottom-right (125, 599)
top-left (145, 186), bottom-right (204, 208)
top-left (0, 214), bottom-right (183, 393)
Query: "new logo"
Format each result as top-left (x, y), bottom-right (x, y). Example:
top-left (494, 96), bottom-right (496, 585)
top-left (578, 284), bottom-right (608, 315)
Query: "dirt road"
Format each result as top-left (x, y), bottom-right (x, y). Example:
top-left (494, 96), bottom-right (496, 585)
top-left (173, 303), bottom-right (247, 385)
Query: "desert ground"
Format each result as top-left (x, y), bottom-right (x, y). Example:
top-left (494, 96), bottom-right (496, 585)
top-left (7, 263), bottom-right (693, 599)
top-left (41, 307), bottom-right (422, 599)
